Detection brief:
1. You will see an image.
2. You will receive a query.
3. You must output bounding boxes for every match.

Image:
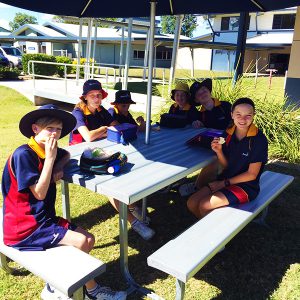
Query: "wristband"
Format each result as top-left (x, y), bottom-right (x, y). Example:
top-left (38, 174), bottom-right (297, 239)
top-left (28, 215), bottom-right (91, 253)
top-left (224, 179), bottom-right (231, 187)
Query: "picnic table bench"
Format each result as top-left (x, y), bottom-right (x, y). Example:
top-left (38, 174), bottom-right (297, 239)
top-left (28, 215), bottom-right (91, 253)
top-left (147, 171), bottom-right (294, 299)
top-left (0, 210), bottom-right (106, 300)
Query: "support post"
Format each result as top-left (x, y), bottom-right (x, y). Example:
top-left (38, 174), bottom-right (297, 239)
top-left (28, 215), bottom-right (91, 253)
top-left (76, 18), bottom-right (83, 85)
top-left (168, 15), bottom-right (184, 95)
top-left (123, 18), bottom-right (133, 89)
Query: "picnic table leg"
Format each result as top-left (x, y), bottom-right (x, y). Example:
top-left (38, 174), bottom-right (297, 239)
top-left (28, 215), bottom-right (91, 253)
top-left (61, 181), bottom-right (71, 221)
top-left (175, 279), bottom-right (186, 300)
top-left (253, 207), bottom-right (270, 228)
top-left (142, 197), bottom-right (147, 223)
top-left (119, 202), bottom-right (161, 299)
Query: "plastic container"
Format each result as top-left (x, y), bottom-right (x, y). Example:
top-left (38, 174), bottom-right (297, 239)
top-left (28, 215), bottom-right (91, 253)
top-left (107, 123), bottom-right (138, 144)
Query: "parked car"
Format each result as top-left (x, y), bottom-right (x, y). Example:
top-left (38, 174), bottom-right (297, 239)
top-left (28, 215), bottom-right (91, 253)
top-left (0, 53), bottom-right (9, 67)
top-left (0, 46), bottom-right (22, 68)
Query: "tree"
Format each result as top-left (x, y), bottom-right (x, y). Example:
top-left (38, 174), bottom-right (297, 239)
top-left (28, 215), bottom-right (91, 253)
top-left (52, 16), bottom-right (118, 28)
top-left (161, 14), bottom-right (197, 37)
top-left (9, 13), bottom-right (38, 31)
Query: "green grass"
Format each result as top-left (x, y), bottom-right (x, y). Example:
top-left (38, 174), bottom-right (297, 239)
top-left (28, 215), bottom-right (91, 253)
top-left (0, 86), bottom-right (299, 300)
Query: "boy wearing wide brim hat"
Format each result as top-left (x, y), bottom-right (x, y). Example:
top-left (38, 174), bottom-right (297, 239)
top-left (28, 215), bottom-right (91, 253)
top-left (168, 82), bottom-right (198, 124)
top-left (109, 90), bottom-right (146, 131)
top-left (2, 104), bottom-right (127, 300)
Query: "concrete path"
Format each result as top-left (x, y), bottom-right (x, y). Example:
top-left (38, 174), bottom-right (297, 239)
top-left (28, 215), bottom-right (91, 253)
top-left (0, 79), bottom-right (168, 114)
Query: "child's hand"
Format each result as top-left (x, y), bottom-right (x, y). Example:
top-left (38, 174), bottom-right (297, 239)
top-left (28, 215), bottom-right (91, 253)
top-left (211, 138), bottom-right (223, 153)
top-left (208, 180), bottom-right (225, 193)
top-left (136, 116), bottom-right (145, 124)
top-left (192, 120), bottom-right (204, 129)
top-left (45, 137), bottom-right (57, 161)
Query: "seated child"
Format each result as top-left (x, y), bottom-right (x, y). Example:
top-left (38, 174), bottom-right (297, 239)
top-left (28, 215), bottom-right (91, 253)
top-left (187, 98), bottom-right (268, 218)
top-left (190, 78), bottom-right (232, 130)
top-left (69, 79), bottom-right (119, 145)
top-left (1, 104), bottom-right (127, 300)
top-left (109, 90), bottom-right (146, 131)
top-left (168, 82), bottom-right (198, 123)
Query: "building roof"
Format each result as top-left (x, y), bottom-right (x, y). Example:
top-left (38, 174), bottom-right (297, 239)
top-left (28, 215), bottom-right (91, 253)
top-left (246, 32), bottom-right (293, 45)
top-left (12, 24), bottom-right (66, 37)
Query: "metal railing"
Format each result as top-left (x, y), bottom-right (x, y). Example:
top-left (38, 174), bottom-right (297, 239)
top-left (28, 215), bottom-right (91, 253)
top-left (27, 60), bottom-right (117, 94)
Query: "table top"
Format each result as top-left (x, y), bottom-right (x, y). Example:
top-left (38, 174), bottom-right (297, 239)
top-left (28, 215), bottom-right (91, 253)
top-left (63, 127), bottom-right (216, 205)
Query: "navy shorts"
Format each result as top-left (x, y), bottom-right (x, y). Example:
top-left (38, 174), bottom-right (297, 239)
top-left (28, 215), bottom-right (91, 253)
top-left (11, 217), bottom-right (77, 251)
top-left (219, 185), bottom-right (249, 206)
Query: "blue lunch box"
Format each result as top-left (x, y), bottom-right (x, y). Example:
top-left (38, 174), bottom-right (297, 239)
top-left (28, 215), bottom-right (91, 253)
top-left (107, 123), bottom-right (138, 144)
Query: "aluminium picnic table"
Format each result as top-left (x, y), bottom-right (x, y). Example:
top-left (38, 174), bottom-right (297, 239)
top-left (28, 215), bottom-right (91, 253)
top-left (61, 126), bottom-right (216, 297)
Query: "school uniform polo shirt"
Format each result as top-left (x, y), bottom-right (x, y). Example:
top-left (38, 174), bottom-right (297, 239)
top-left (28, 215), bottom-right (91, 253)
top-left (198, 99), bottom-right (232, 130)
top-left (168, 103), bottom-right (199, 124)
top-left (219, 124), bottom-right (268, 200)
top-left (2, 137), bottom-right (68, 246)
top-left (70, 105), bottom-right (114, 144)
top-left (109, 107), bottom-right (137, 125)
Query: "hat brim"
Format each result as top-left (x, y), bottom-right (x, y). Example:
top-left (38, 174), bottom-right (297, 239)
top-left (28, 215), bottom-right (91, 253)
top-left (80, 89), bottom-right (108, 101)
top-left (110, 99), bottom-right (136, 105)
top-left (19, 108), bottom-right (77, 138)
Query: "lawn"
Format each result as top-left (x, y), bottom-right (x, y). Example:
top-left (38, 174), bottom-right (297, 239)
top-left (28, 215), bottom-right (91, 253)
top-left (0, 86), bottom-right (299, 300)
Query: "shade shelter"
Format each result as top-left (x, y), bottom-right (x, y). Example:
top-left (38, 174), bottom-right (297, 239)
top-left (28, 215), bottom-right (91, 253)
top-left (3, 0), bottom-right (300, 144)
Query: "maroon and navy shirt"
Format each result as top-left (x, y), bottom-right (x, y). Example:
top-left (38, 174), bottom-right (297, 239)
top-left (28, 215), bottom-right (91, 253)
top-left (1, 137), bottom-right (68, 246)
top-left (218, 124), bottom-right (268, 200)
top-left (69, 104), bottom-right (114, 145)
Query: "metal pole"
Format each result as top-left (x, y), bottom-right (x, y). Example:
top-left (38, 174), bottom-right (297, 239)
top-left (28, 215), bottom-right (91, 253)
top-left (255, 51), bottom-right (259, 87)
top-left (76, 18), bottom-right (83, 85)
top-left (143, 29), bottom-right (150, 80)
top-left (91, 20), bottom-right (98, 79)
top-left (85, 18), bottom-right (93, 80)
top-left (119, 26), bottom-right (124, 81)
top-left (168, 14), bottom-right (183, 95)
top-left (145, 0), bottom-right (156, 144)
top-left (233, 12), bottom-right (249, 85)
top-left (123, 18), bottom-right (133, 89)
top-left (190, 47), bottom-right (194, 77)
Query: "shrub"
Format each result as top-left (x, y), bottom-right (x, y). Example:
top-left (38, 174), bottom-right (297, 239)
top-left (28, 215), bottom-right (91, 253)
top-left (0, 67), bottom-right (21, 79)
top-left (55, 56), bottom-right (73, 77)
top-left (22, 53), bottom-right (57, 76)
top-left (71, 58), bottom-right (95, 75)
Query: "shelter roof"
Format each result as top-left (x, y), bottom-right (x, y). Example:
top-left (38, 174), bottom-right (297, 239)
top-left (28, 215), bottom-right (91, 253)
top-left (246, 32), bottom-right (293, 45)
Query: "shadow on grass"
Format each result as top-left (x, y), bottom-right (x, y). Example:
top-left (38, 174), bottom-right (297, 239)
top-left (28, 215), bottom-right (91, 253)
top-left (66, 163), bottom-right (299, 299)
top-left (114, 81), bottom-right (161, 95)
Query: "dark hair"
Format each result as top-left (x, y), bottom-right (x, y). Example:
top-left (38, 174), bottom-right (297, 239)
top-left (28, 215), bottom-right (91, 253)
top-left (232, 97), bottom-right (255, 112)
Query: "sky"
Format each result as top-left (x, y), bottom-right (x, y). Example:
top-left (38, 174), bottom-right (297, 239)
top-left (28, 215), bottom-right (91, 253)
top-left (0, 2), bottom-right (211, 37)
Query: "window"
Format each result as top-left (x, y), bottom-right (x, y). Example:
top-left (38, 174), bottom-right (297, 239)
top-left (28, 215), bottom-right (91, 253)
top-left (272, 14), bottom-right (296, 29)
top-left (133, 50), bottom-right (145, 59)
top-left (221, 17), bottom-right (230, 30)
top-left (156, 50), bottom-right (172, 60)
top-left (220, 16), bottom-right (250, 31)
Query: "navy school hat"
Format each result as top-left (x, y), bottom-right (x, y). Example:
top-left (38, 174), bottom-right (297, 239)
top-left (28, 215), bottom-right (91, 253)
top-left (80, 79), bottom-right (108, 100)
top-left (111, 90), bottom-right (136, 105)
top-left (19, 104), bottom-right (77, 138)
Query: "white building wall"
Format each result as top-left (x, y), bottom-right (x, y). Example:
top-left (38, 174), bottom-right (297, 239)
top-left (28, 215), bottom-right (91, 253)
top-left (177, 48), bottom-right (211, 70)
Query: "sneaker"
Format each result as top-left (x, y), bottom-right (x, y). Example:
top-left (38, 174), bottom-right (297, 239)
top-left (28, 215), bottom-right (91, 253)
top-left (41, 283), bottom-right (71, 300)
top-left (129, 206), bottom-right (151, 224)
top-left (178, 182), bottom-right (197, 197)
top-left (85, 286), bottom-right (127, 300)
top-left (131, 220), bottom-right (155, 241)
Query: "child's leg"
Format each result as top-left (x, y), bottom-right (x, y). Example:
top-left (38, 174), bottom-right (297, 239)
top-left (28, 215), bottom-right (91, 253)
top-left (196, 191), bottom-right (229, 217)
top-left (108, 197), bottom-right (135, 224)
top-left (58, 227), bottom-right (97, 290)
top-left (187, 186), bottom-right (212, 218)
top-left (195, 161), bottom-right (219, 189)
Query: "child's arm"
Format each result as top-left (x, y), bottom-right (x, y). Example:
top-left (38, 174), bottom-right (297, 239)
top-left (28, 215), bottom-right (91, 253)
top-left (29, 137), bottom-right (57, 200)
top-left (208, 162), bottom-right (262, 193)
top-left (52, 150), bottom-right (70, 182)
top-left (78, 125), bottom-right (108, 141)
top-left (211, 138), bottom-right (228, 169)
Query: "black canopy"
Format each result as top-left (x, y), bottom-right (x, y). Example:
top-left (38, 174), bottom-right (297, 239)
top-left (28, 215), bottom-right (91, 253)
top-left (1, 0), bottom-right (300, 17)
